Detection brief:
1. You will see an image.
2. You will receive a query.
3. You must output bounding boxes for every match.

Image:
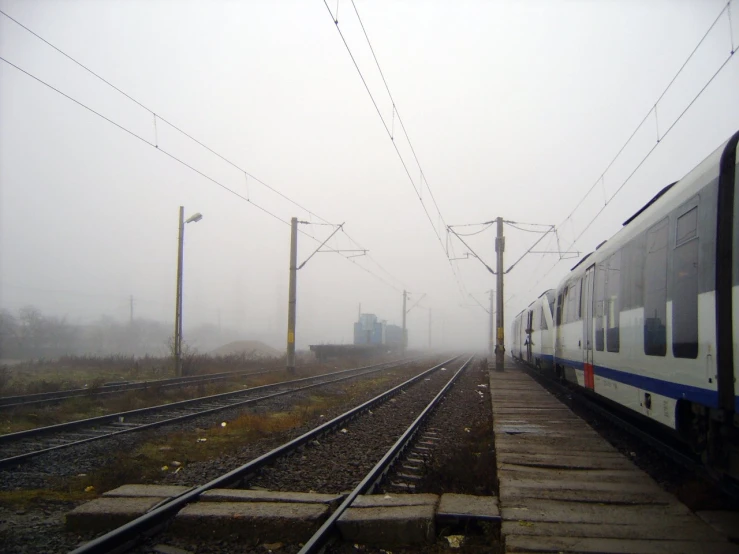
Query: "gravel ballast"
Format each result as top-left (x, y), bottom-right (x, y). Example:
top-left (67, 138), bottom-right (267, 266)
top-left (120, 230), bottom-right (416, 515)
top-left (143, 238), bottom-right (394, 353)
top-left (0, 359), bottom-right (445, 553)
top-left (245, 359), bottom-right (466, 494)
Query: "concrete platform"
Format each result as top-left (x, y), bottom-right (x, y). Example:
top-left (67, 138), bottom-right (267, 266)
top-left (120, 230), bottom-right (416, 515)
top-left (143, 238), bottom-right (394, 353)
top-left (102, 484), bottom-right (191, 499)
top-left (65, 496), bottom-right (167, 533)
top-left (170, 501), bottom-right (329, 542)
top-left (490, 364), bottom-right (739, 553)
top-left (337, 494), bottom-right (438, 546)
top-left (437, 493), bottom-right (500, 523)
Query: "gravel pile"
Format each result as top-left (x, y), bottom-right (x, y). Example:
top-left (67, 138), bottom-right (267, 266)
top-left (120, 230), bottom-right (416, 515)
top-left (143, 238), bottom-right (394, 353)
top-left (246, 361), bottom-right (463, 493)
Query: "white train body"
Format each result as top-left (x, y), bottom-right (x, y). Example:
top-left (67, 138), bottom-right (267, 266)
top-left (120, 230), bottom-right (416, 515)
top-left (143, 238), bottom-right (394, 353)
top-left (511, 130), bottom-right (739, 474)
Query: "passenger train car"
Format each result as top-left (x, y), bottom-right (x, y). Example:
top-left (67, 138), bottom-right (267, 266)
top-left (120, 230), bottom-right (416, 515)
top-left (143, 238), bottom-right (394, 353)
top-left (511, 291), bottom-right (555, 370)
top-left (512, 130), bottom-right (739, 477)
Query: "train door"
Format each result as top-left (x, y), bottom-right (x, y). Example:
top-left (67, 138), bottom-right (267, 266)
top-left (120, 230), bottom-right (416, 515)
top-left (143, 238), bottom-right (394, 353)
top-left (582, 266), bottom-right (595, 389)
top-left (721, 131), bottom-right (739, 412)
top-left (526, 310), bottom-right (533, 364)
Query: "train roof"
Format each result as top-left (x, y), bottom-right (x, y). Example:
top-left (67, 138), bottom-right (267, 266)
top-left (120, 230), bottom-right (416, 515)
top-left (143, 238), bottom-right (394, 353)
top-left (622, 181), bottom-right (677, 226)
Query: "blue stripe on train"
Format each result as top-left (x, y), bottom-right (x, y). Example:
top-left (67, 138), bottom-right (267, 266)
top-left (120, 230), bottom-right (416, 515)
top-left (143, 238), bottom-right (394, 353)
top-left (554, 356), bottom-right (721, 409)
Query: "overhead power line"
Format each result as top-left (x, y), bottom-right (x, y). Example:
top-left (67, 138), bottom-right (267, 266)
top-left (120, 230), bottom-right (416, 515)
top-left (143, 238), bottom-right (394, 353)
top-left (522, 0), bottom-right (737, 297)
top-left (558, 0), bottom-right (735, 230)
top-left (0, 55), bottom-right (403, 292)
top-left (0, 9), bottom-right (407, 293)
top-left (320, 0), bottom-right (469, 300)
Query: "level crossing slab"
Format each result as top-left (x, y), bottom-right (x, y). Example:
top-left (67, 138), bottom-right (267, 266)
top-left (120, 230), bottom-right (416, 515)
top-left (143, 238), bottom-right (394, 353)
top-left (490, 363), bottom-right (739, 553)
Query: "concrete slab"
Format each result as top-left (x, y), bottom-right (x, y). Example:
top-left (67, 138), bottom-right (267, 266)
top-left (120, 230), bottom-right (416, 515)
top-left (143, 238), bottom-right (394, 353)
top-left (437, 493), bottom-right (500, 521)
top-left (200, 489), bottom-right (344, 507)
top-left (65, 497), bottom-right (165, 533)
top-left (497, 452), bottom-right (635, 469)
top-left (505, 535), bottom-right (739, 553)
top-left (102, 484), bottom-right (191, 498)
top-left (170, 501), bottom-right (328, 542)
top-left (351, 493), bottom-right (438, 508)
top-left (697, 511), bottom-right (739, 541)
top-left (491, 367), bottom-right (739, 554)
top-left (502, 520), bottom-right (721, 541)
top-left (494, 435), bottom-right (618, 452)
top-left (502, 499), bottom-right (691, 524)
top-left (500, 483), bottom-right (673, 504)
top-left (337, 505), bottom-right (435, 545)
top-left (499, 464), bottom-right (655, 484)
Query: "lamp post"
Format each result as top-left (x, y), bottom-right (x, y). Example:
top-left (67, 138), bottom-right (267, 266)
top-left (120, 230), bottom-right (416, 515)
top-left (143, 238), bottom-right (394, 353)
top-left (174, 206), bottom-right (203, 377)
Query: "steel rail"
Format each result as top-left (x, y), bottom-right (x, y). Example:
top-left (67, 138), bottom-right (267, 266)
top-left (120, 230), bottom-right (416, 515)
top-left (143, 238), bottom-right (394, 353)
top-left (516, 360), bottom-right (739, 501)
top-left (68, 356), bottom-right (459, 554)
top-left (0, 368), bottom-right (271, 409)
top-left (298, 354), bottom-right (474, 554)
top-left (0, 358), bottom-right (416, 467)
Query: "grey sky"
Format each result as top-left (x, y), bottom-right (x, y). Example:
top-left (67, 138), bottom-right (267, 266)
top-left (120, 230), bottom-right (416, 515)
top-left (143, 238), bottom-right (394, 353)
top-left (1, 0), bottom-right (738, 352)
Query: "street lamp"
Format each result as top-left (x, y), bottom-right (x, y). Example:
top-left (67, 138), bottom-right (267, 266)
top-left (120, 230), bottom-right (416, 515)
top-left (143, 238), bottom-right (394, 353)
top-left (174, 206), bottom-right (203, 376)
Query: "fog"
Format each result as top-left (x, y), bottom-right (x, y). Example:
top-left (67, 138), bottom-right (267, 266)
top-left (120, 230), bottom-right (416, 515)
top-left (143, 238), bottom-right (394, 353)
top-left (1, 0), bottom-right (738, 357)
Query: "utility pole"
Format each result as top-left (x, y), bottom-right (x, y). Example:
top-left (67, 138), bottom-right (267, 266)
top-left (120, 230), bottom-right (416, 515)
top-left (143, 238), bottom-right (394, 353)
top-left (449, 217), bottom-right (568, 370)
top-left (174, 207), bottom-right (185, 377)
top-left (488, 289), bottom-right (494, 364)
top-left (286, 217), bottom-right (298, 373)
top-left (284, 218), bottom-right (346, 373)
top-left (129, 295), bottom-right (134, 325)
top-left (495, 216), bottom-right (505, 372)
top-left (173, 206), bottom-right (203, 377)
top-left (402, 290), bottom-right (408, 355)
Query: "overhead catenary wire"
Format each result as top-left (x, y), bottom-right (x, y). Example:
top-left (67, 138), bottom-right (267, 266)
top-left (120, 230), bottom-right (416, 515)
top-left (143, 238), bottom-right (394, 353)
top-left (0, 7), bottom-right (409, 294)
top-left (0, 8), bottom-right (331, 228)
top-left (0, 55), bottom-right (404, 294)
top-left (556, 0), bottom-right (735, 230)
top-left (522, 30), bottom-right (737, 297)
top-left (320, 0), bottom-right (470, 300)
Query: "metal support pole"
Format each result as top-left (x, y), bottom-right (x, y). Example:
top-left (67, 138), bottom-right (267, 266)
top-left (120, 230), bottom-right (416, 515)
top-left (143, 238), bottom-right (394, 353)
top-left (286, 217), bottom-right (298, 372)
top-left (402, 290), bottom-right (408, 355)
top-left (130, 295), bottom-right (134, 325)
top-left (495, 216), bottom-right (505, 371)
top-left (489, 289), bottom-right (494, 364)
top-left (174, 206), bottom-right (184, 377)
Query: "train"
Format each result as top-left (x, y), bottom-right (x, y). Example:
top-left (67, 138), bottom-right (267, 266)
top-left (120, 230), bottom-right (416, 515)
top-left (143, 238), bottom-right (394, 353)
top-left (511, 129), bottom-right (739, 479)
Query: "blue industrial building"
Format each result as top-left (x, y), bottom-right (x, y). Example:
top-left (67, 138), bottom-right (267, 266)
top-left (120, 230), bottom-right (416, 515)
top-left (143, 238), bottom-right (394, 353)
top-left (353, 313), bottom-right (405, 348)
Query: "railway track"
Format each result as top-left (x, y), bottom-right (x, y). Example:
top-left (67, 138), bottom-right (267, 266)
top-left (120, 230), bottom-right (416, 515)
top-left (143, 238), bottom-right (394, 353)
top-left (516, 360), bottom-right (739, 502)
top-left (0, 358), bottom-right (417, 468)
top-left (0, 368), bottom-right (273, 410)
top-left (68, 355), bottom-right (471, 554)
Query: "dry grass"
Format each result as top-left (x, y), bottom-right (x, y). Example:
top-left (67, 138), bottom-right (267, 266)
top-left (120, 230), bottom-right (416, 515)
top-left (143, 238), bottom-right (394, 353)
top-left (48, 371), bottom-right (400, 496)
top-left (1, 357), bottom-right (400, 434)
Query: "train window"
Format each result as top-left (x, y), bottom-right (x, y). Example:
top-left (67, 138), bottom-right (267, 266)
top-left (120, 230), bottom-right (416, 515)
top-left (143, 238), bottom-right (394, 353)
top-left (621, 235), bottom-right (646, 310)
top-left (556, 292), bottom-right (563, 325)
top-left (595, 262), bottom-right (606, 351)
top-left (606, 250), bottom-right (621, 352)
top-left (644, 219), bottom-right (668, 356)
top-left (540, 305), bottom-right (548, 330)
top-left (548, 295), bottom-right (556, 321)
top-left (676, 206), bottom-right (698, 244)
top-left (673, 206), bottom-right (699, 359)
top-left (571, 279), bottom-right (581, 322)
